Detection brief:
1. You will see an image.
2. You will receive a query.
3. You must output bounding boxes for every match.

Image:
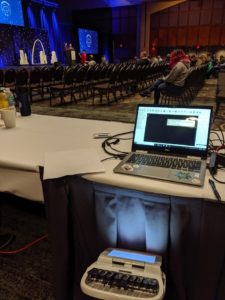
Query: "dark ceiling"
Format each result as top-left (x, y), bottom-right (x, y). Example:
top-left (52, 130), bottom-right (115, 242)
top-left (63, 0), bottom-right (178, 11)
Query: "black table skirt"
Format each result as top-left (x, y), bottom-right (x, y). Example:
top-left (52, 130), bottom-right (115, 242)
top-left (41, 174), bottom-right (225, 300)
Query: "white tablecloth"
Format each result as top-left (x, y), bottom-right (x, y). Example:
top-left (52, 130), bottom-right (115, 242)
top-left (0, 114), bottom-right (224, 202)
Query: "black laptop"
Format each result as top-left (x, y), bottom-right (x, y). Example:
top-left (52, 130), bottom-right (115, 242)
top-left (113, 104), bottom-right (212, 186)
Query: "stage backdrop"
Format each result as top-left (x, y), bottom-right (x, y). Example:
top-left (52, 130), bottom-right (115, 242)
top-left (0, 24), bottom-right (50, 67)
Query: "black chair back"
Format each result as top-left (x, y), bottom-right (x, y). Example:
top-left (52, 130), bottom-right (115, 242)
top-left (15, 68), bottom-right (29, 86)
top-left (29, 68), bottom-right (41, 85)
top-left (4, 68), bottom-right (16, 86)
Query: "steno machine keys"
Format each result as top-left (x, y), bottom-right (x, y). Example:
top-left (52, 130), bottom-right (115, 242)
top-left (81, 248), bottom-right (166, 300)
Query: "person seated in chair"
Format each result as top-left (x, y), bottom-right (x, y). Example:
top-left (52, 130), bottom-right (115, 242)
top-left (140, 49), bottom-right (190, 104)
top-left (88, 54), bottom-right (96, 66)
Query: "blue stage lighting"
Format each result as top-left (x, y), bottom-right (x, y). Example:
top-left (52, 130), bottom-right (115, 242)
top-left (31, 0), bottom-right (59, 9)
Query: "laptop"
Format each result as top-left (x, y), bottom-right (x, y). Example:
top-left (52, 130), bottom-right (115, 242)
top-left (113, 104), bottom-right (212, 186)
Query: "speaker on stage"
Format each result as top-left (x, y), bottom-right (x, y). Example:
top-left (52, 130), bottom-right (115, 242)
top-left (65, 43), bottom-right (76, 66)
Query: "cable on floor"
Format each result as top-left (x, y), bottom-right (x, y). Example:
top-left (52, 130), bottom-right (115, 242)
top-left (0, 233), bottom-right (48, 255)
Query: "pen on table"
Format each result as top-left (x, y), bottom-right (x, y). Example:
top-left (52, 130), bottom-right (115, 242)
top-left (208, 179), bottom-right (221, 202)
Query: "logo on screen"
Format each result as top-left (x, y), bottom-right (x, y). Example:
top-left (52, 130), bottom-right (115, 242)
top-left (1, 1), bottom-right (11, 17)
top-left (86, 34), bottom-right (92, 48)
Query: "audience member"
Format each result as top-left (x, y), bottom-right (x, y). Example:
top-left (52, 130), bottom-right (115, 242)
top-left (196, 54), bottom-right (207, 66)
top-left (157, 55), bottom-right (163, 62)
top-left (79, 50), bottom-right (87, 64)
top-left (206, 53), bottom-right (216, 79)
top-left (190, 54), bottom-right (198, 67)
top-left (64, 42), bottom-right (68, 51)
top-left (68, 43), bottom-right (74, 50)
top-left (137, 50), bottom-right (150, 65)
top-left (140, 49), bottom-right (190, 104)
top-left (101, 54), bottom-right (108, 64)
top-left (150, 55), bottom-right (159, 67)
top-left (206, 54), bottom-right (225, 78)
top-left (219, 55), bottom-right (225, 64)
top-left (218, 56), bottom-right (225, 70)
top-left (140, 48), bottom-right (147, 59)
top-left (88, 54), bottom-right (96, 66)
top-left (64, 42), bottom-right (76, 65)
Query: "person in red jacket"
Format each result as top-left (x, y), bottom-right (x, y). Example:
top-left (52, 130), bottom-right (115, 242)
top-left (80, 50), bottom-right (87, 64)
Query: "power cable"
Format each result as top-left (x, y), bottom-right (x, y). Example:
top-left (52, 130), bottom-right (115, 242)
top-left (0, 234), bottom-right (48, 255)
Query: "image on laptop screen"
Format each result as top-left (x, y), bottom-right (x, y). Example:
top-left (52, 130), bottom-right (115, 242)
top-left (133, 105), bottom-right (212, 157)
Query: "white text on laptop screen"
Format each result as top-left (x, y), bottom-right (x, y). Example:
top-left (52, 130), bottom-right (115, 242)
top-left (134, 106), bottom-right (211, 151)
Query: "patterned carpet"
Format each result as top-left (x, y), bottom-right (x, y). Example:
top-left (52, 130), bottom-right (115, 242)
top-left (0, 195), bottom-right (54, 300)
top-left (30, 78), bottom-right (225, 130)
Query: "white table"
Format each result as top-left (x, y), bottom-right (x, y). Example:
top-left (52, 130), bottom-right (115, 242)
top-left (2, 114), bottom-right (225, 300)
top-left (0, 113), bottom-right (224, 202)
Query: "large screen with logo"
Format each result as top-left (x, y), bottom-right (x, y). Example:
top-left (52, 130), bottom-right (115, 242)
top-left (78, 28), bottom-right (98, 54)
top-left (0, 0), bottom-right (24, 26)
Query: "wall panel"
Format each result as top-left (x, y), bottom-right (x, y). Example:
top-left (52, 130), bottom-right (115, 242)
top-left (200, 10), bottom-right (211, 25)
top-left (198, 26), bottom-right (210, 46)
top-left (169, 12), bottom-right (178, 27)
top-left (150, 0), bottom-right (225, 48)
top-left (179, 11), bottom-right (188, 26)
top-left (160, 12), bottom-right (169, 27)
top-left (151, 14), bottom-right (159, 29)
top-left (150, 29), bottom-right (158, 47)
top-left (179, 2), bottom-right (189, 11)
top-left (168, 28), bottom-right (177, 47)
top-left (158, 28), bottom-right (168, 47)
top-left (188, 11), bottom-right (200, 26)
top-left (209, 25), bottom-right (221, 45)
top-left (187, 27), bottom-right (198, 46)
top-left (212, 9), bottom-right (223, 25)
top-left (177, 27), bottom-right (187, 46)
top-left (213, 0), bottom-right (224, 9)
top-left (220, 30), bottom-right (225, 45)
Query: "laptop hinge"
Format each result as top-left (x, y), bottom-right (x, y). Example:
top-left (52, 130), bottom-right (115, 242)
top-left (187, 156), bottom-right (201, 160)
top-left (135, 150), bottom-right (148, 153)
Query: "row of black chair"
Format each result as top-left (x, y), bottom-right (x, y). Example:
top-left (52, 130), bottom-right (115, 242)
top-left (49, 62), bottom-right (167, 106)
top-left (0, 62), bottom-right (167, 106)
top-left (160, 64), bottom-right (208, 105)
top-left (0, 66), bottom-right (65, 103)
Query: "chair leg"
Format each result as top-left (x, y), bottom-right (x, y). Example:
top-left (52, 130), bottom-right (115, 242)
top-left (49, 90), bottom-right (52, 106)
top-left (112, 89), bottom-right (117, 103)
top-left (92, 90), bottom-right (96, 105)
top-left (60, 91), bottom-right (64, 105)
top-left (215, 99), bottom-right (221, 118)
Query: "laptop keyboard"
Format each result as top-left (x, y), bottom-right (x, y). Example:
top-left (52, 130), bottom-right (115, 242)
top-left (127, 153), bottom-right (201, 172)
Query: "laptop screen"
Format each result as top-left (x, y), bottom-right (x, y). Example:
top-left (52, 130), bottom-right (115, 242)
top-left (132, 105), bottom-right (212, 158)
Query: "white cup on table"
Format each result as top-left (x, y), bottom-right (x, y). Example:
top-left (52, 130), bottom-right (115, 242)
top-left (0, 107), bottom-right (16, 129)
